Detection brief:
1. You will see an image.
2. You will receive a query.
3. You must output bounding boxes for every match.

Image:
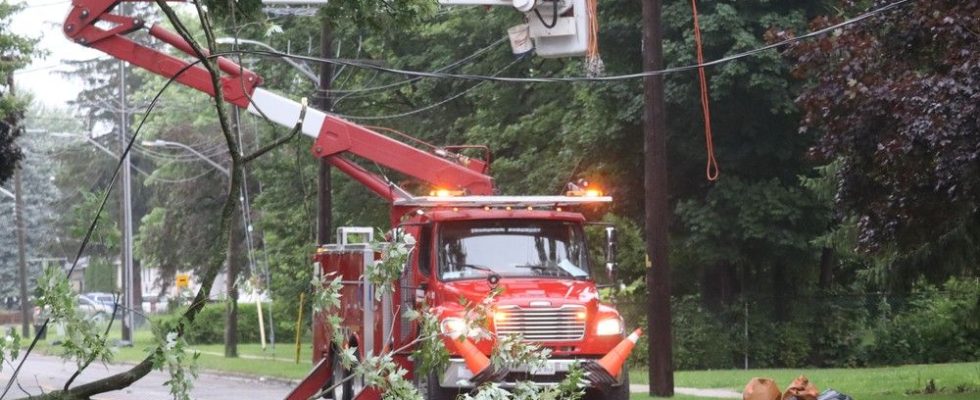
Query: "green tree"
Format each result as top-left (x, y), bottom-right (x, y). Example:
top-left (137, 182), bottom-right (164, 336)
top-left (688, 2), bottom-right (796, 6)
top-left (0, 109), bottom-right (61, 299)
top-left (83, 258), bottom-right (117, 293)
top-left (0, 0), bottom-right (39, 184)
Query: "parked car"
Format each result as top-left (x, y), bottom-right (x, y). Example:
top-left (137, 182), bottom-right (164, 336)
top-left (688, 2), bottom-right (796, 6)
top-left (82, 292), bottom-right (117, 310)
top-left (77, 295), bottom-right (113, 321)
top-left (141, 294), bottom-right (169, 314)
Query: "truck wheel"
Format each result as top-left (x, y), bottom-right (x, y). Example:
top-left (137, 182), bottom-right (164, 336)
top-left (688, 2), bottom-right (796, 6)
top-left (425, 372), bottom-right (463, 400)
top-left (584, 369), bottom-right (630, 400)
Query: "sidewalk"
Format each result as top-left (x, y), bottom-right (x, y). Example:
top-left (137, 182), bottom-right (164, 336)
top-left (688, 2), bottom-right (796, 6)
top-left (630, 384), bottom-right (742, 398)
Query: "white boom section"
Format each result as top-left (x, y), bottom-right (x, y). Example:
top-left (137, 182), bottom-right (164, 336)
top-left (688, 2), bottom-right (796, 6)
top-left (246, 88), bottom-right (326, 140)
top-left (393, 195), bottom-right (612, 208)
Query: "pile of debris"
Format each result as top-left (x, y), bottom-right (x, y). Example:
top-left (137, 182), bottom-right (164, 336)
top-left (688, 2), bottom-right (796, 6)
top-left (744, 375), bottom-right (853, 400)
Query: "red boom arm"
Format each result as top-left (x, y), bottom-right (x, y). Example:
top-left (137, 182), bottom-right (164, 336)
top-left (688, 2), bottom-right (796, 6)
top-left (63, 0), bottom-right (496, 200)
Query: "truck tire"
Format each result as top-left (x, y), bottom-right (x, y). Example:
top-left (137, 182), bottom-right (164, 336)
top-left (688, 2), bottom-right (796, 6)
top-left (584, 369), bottom-right (630, 400)
top-left (324, 352), bottom-right (359, 400)
top-left (424, 372), bottom-right (464, 400)
top-left (323, 351), bottom-right (353, 400)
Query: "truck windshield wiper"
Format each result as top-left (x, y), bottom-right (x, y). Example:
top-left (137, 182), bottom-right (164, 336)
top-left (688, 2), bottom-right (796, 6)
top-left (459, 263), bottom-right (495, 274)
top-left (448, 263), bottom-right (502, 285)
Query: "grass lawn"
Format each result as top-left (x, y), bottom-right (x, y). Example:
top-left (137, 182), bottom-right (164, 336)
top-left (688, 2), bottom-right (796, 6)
top-left (628, 362), bottom-right (980, 400)
top-left (25, 324), bottom-right (316, 381)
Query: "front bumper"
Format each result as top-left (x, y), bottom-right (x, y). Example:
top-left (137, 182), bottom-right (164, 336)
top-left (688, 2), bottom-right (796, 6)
top-left (439, 358), bottom-right (627, 388)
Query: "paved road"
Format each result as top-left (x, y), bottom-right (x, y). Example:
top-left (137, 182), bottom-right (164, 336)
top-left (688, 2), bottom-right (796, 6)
top-left (1, 353), bottom-right (295, 400)
top-left (2, 354), bottom-right (742, 399)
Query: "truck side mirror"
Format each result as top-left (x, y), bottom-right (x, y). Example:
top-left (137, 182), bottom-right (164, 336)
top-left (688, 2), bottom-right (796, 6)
top-left (604, 226), bottom-right (618, 281)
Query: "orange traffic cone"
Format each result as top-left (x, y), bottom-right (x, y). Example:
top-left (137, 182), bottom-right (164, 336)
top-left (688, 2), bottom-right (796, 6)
top-left (584, 328), bottom-right (642, 386)
top-left (444, 335), bottom-right (509, 384)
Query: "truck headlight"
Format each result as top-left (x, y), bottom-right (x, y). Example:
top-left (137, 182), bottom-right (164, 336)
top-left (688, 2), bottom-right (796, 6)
top-left (595, 317), bottom-right (624, 336)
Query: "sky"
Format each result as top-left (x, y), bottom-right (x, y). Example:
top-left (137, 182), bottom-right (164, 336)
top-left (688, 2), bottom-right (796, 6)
top-left (10, 0), bottom-right (100, 108)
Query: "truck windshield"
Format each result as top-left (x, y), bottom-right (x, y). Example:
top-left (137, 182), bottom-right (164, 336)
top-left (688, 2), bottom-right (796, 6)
top-left (438, 220), bottom-right (591, 281)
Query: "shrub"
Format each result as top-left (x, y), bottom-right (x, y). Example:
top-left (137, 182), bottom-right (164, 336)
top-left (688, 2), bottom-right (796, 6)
top-left (672, 295), bottom-right (734, 370)
top-left (153, 301), bottom-right (302, 345)
top-left (806, 291), bottom-right (868, 367)
top-left (865, 278), bottom-right (980, 365)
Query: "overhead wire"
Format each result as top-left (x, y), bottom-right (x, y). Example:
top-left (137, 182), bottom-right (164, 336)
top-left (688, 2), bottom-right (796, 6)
top-left (333, 58), bottom-right (522, 121)
top-left (226, 0), bottom-right (912, 84)
top-left (328, 36), bottom-right (507, 97)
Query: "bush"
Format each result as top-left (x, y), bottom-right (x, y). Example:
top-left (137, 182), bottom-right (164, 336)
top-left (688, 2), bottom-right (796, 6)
top-left (806, 291), bottom-right (868, 367)
top-left (154, 301), bottom-right (302, 345)
top-left (672, 295), bottom-right (734, 370)
top-left (83, 258), bottom-right (117, 293)
top-left (865, 278), bottom-right (980, 365)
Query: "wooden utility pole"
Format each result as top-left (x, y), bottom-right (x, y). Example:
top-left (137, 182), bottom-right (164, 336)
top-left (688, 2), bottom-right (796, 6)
top-left (8, 73), bottom-right (30, 338)
top-left (642, 0), bottom-right (674, 396)
top-left (316, 13), bottom-right (334, 246)
top-left (15, 166), bottom-right (29, 338)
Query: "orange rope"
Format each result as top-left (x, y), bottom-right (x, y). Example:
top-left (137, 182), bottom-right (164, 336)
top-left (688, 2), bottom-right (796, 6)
top-left (586, 0), bottom-right (600, 57)
top-left (585, 0), bottom-right (603, 76)
top-left (690, 0), bottom-right (719, 181)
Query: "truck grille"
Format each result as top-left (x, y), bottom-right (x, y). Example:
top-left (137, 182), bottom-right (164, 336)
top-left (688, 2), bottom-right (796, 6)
top-left (495, 305), bottom-right (586, 342)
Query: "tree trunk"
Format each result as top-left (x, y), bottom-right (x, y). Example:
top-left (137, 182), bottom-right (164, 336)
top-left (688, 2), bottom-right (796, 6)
top-left (224, 176), bottom-right (242, 358)
top-left (772, 263), bottom-right (787, 322)
top-left (701, 261), bottom-right (738, 313)
top-left (818, 247), bottom-right (834, 288)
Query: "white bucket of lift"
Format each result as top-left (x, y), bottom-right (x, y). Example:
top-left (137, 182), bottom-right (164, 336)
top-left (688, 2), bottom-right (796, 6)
top-left (507, 24), bottom-right (534, 56)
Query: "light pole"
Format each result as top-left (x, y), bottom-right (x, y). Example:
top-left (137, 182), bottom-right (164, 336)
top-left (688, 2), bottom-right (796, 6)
top-left (116, 46), bottom-right (137, 343)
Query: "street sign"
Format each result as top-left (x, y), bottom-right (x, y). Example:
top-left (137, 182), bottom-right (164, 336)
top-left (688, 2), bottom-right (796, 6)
top-left (176, 273), bottom-right (190, 288)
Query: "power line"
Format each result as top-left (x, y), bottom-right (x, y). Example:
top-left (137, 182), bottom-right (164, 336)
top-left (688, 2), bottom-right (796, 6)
top-left (329, 36), bottom-right (507, 96)
top-left (232, 0), bottom-right (912, 84)
top-left (335, 57), bottom-right (522, 121)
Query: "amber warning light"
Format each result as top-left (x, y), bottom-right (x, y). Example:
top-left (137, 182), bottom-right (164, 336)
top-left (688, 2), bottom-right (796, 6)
top-left (430, 188), bottom-right (466, 197)
top-left (565, 179), bottom-right (603, 197)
